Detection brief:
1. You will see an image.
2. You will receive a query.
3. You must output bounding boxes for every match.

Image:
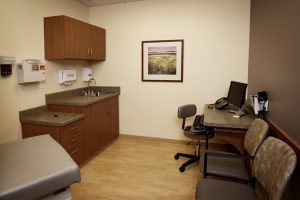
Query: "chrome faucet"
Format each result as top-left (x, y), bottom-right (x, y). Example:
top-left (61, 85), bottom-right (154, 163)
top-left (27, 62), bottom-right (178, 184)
top-left (88, 78), bottom-right (97, 95)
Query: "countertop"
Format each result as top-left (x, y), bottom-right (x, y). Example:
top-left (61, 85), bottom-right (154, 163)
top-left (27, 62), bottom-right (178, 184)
top-left (203, 104), bottom-right (256, 129)
top-left (19, 86), bottom-right (120, 126)
top-left (20, 111), bottom-right (84, 126)
top-left (46, 86), bottom-right (120, 106)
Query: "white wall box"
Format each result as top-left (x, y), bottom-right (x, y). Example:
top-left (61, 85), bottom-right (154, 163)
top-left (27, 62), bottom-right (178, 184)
top-left (82, 67), bottom-right (92, 81)
top-left (17, 59), bottom-right (46, 83)
top-left (59, 70), bottom-right (76, 85)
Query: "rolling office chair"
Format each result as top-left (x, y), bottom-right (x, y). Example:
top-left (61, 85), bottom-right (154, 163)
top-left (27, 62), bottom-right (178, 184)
top-left (174, 104), bottom-right (214, 172)
top-left (200, 118), bottom-right (269, 182)
top-left (196, 137), bottom-right (297, 200)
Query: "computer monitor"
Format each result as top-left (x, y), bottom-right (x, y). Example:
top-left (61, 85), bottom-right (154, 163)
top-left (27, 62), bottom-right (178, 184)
top-left (227, 81), bottom-right (248, 109)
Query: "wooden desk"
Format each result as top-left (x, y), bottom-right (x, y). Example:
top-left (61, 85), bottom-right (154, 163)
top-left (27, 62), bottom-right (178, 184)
top-left (203, 104), bottom-right (256, 154)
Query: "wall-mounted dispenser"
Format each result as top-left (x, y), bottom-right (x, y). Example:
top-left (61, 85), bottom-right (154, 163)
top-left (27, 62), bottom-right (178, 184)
top-left (0, 56), bottom-right (15, 77)
top-left (82, 67), bottom-right (92, 81)
top-left (59, 70), bottom-right (76, 85)
top-left (17, 59), bottom-right (46, 83)
top-left (251, 91), bottom-right (268, 118)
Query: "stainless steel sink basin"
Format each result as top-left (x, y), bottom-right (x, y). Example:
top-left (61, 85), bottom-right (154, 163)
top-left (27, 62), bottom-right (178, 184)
top-left (80, 90), bottom-right (108, 97)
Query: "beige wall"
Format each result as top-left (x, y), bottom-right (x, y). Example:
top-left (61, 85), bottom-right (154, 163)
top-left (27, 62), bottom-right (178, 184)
top-left (0, 0), bottom-right (250, 144)
top-left (89, 0), bottom-right (250, 140)
top-left (0, 0), bottom-right (89, 143)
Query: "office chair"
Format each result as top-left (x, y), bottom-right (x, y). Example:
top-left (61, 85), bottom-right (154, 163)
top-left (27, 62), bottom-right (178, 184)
top-left (174, 104), bottom-right (214, 172)
top-left (196, 137), bottom-right (297, 200)
top-left (200, 118), bottom-right (269, 182)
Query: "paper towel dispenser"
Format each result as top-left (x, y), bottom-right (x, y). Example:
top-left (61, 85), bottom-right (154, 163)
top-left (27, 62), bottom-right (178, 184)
top-left (17, 59), bottom-right (46, 83)
top-left (59, 70), bottom-right (76, 85)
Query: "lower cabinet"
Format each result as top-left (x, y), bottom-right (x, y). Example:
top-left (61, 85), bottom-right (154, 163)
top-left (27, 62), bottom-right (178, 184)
top-left (21, 119), bottom-right (84, 165)
top-left (48, 96), bottom-right (119, 161)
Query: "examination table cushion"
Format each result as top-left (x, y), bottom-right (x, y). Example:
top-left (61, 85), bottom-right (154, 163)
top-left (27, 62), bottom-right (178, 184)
top-left (0, 135), bottom-right (80, 200)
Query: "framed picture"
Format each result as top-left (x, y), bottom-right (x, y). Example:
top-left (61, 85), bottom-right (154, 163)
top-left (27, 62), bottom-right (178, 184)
top-left (142, 39), bottom-right (184, 82)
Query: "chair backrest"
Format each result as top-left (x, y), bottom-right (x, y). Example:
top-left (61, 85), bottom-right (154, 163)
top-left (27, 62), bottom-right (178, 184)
top-left (252, 137), bottom-right (297, 200)
top-left (178, 104), bottom-right (197, 130)
top-left (178, 104), bottom-right (196, 119)
top-left (243, 118), bottom-right (269, 156)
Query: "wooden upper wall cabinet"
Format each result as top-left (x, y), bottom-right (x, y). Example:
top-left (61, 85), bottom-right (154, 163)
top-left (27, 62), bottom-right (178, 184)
top-left (44, 15), bottom-right (106, 61)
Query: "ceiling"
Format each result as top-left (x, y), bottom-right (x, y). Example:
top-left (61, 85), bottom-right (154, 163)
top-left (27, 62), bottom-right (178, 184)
top-left (75, 0), bottom-right (144, 7)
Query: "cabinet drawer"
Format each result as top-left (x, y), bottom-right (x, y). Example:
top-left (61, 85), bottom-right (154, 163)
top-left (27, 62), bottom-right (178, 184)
top-left (61, 138), bottom-right (83, 165)
top-left (60, 120), bottom-right (82, 145)
top-left (62, 138), bottom-right (81, 152)
top-left (65, 146), bottom-right (82, 164)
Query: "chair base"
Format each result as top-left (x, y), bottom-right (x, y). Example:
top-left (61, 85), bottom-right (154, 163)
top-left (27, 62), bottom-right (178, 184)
top-left (175, 143), bottom-right (201, 172)
top-left (175, 153), bottom-right (199, 172)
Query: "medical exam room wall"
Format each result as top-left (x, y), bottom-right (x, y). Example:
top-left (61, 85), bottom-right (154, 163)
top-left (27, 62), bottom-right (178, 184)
top-left (248, 1), bottom-right (300, 198)
top-left (0, 0), bottom-right (89, 143)
top-left (89, 0), bottom-right (251, 140)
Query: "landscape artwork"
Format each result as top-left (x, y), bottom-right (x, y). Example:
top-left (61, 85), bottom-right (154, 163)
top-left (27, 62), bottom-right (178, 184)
top-left (148, 46), bottom-right (177, 75)
top-left (142, 40), bottom-right (183, 82)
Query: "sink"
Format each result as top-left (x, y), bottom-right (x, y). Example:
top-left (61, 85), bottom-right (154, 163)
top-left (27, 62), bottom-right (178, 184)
top-left (81, 91), bottom-right (109, 97)
top-left (79, 89), bottom-right (108, 97)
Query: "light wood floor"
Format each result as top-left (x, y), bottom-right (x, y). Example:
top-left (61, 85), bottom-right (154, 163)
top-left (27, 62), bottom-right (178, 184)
top-left (70, 136), bottom-right (203, 200)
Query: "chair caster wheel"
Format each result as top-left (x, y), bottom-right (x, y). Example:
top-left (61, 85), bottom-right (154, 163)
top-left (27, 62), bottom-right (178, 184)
top-left (179, 166), bottom-right (185, 172)
top-left (174, 154), bottom-right (179, 160)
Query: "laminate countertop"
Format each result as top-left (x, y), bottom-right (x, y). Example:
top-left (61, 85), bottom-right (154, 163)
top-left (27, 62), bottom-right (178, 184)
top-left (46, 86), bottom-right (120, 106)
top-left (20, 106), bottom-right (84, 126)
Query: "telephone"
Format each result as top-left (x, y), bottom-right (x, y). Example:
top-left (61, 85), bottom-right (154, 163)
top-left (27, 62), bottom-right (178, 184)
top-left (214, 97), bottom-right (229, 109)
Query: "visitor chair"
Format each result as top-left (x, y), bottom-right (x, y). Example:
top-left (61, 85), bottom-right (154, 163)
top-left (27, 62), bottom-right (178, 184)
top-left (195, 136), bottom-right (297, 200)
top-left (200, 118), bottom-right (269, 182)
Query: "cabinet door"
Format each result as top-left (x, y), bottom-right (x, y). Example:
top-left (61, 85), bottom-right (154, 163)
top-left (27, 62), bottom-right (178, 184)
top-left (22, 123), bottom-right (60, 143)
top-left (109, 101), bottom-right (119, 139)
top-left (64, 16), bottom-right (89, 59)
top-left (89, 25), bottom-right (106, 60)
top-left (82, 104), bottom-right (100, 159)
top-left (44, 16), bottom-right (65, 59)
top-left (99, 97), bottom-right (119, 145)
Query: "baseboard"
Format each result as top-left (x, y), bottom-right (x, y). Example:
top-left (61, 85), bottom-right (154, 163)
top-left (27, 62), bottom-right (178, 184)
top-left (119, 134), bottom-right (187, 144)
top-left (119, 134), bottom-right (235, 151)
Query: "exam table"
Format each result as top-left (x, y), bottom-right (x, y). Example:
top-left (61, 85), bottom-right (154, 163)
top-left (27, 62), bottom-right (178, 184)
top-left (0, 135), bottom-right (81, 200)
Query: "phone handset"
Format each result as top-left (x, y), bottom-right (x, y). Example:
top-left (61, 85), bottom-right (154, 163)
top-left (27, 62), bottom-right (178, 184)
top-left (214, 97), bottom-right (229, 109)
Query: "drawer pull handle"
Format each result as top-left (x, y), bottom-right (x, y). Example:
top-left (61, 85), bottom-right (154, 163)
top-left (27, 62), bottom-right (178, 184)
top-left (71, 149), bottom-right (79, 154)
top-left (71, 138), bottom-right (79, 142)
top-left (70, 126), bottom-right (78, 130)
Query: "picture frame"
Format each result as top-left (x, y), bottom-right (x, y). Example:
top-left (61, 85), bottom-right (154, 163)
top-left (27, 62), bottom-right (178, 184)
top-left (142, 39), bottom-right (184, 82)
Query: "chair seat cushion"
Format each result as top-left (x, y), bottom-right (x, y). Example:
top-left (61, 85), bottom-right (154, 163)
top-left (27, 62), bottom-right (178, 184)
top-left (196, 179), bottom-right (256, 200)
top-left (199, 151), bottom-right (250, 181)
top-left (184, 126), bottom-right (213, 140)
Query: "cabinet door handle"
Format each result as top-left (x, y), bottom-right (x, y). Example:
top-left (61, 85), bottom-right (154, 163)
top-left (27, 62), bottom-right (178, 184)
top-left (71, 138), bottom-right (79, 142)
top-left (87, 48), bottom-right (90, 55)
top-left (90, 48), bottom-right (93, 55)
top-left (91, 107), bottom-right (96, 111)
top-left (71, 149), bottom-right (79, 154)
top-left (70, 126), bottom-right (78, 130)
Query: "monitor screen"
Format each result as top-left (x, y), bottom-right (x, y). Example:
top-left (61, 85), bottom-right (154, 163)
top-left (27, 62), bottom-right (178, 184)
top-left (227, 81), bottom-right (248, 109)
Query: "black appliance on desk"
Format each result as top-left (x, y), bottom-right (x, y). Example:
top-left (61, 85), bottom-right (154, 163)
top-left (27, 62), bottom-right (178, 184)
top-left (213, 81), bottom-right (248, 117)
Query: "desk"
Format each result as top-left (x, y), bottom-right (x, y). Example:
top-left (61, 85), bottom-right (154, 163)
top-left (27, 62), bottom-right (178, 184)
top-left (203, 104), bottom-right (256, 154)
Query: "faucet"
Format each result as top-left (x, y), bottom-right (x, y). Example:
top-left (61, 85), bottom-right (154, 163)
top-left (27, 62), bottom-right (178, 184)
top-left (88, 78), bottom-right (97, 95)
